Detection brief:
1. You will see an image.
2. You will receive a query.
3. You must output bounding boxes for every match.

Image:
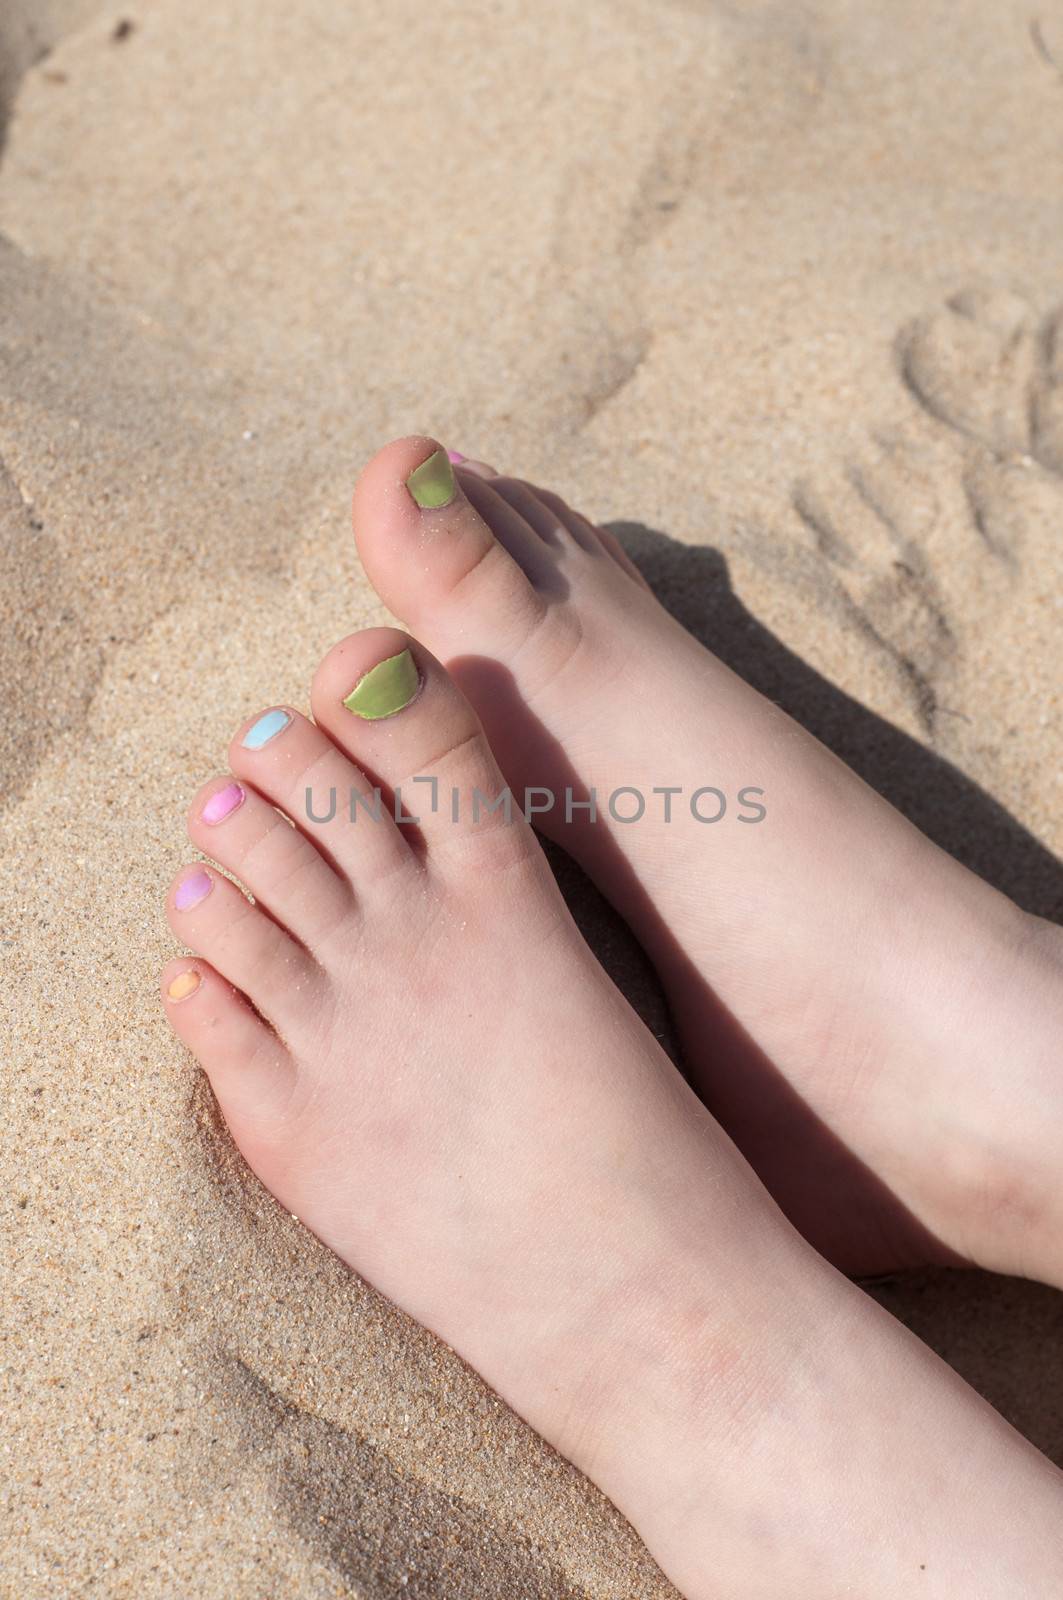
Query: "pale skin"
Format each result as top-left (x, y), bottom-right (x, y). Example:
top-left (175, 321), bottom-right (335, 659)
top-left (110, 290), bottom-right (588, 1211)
top-left (162, 437), bottom-right (1063, 1597)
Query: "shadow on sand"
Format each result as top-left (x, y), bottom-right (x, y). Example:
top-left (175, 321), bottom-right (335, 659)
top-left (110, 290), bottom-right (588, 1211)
top-left (613, 521), bottom-right (1063, 922)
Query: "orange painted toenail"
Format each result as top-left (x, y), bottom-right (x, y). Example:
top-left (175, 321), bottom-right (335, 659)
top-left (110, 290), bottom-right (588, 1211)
top-left (167, 971), bottom-right (201, 1001)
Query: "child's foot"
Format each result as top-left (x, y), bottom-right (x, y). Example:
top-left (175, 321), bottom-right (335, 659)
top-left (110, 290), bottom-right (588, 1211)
top-left (162, 627), bottom-right (1063, 1597)
top-left (354, 440), bottom-right (1063, 1285)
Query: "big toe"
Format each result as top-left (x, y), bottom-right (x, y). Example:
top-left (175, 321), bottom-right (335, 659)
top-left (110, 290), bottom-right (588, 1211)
top-left (353, 435), bottom-right (547, 656)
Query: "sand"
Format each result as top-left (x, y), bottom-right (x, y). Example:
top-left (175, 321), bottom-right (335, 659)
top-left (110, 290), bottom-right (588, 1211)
top-left (1, 0), bottom-right (1062, 1593)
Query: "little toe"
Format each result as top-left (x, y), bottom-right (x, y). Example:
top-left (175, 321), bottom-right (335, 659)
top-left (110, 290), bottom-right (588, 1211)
top-left (160, 957), bottom-right (296, 1126)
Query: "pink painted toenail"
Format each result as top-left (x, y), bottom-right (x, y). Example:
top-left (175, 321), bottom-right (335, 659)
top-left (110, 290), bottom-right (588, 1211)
top-left (447, 450), bottom-right (467, 464)
top-left (201, 783), bottom-right (244, 825)
top-left (174, 869), bottom-right (212, 911)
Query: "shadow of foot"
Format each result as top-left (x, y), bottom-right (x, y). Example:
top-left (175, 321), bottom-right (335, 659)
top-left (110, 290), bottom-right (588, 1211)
top-left (613, 520), bottom-right (1063, 922)
top-left (217, 1355), bottom-right (604, 1600)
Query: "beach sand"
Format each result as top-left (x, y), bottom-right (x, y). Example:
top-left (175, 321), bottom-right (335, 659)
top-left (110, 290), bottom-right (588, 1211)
top-left (2, 1), bottom-right (1062, 1593)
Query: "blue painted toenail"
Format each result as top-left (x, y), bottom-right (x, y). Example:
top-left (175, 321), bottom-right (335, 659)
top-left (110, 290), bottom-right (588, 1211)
top-left (241, 709), bottom-right (292, 749)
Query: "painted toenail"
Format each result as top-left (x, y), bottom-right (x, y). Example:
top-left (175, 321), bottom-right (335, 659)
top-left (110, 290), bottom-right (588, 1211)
top-left (342, 648), bottom-right (420, 720)
top-left (167, 970), bottom-right (201, 1001)
top-left (201, 782), bottom-right (244, 825)
top-left (446, 449), bottom-right (467, 464)
top-left (406, 448), bottom-right (456, 509)
top-left (241, 709), bottom-right (291, 749)
top-left (174, 869), bottom-right (213, 910)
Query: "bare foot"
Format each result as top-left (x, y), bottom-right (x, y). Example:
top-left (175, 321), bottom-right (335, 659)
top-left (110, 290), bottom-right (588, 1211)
top-left (354, 438), bottom-right (1063, 1284)
top-left (161, 625), bottom-right (1063, 1598)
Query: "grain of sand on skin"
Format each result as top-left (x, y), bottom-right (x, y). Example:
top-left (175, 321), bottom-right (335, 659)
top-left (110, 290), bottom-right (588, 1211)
top-left (2, 0), bottom-right (1062, 1595)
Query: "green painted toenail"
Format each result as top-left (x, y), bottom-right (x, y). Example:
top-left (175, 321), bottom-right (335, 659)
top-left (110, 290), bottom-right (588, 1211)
top-left (342, 649), bottom-right (420, 720)
top-left (405, 449), bottom-right (456, 509)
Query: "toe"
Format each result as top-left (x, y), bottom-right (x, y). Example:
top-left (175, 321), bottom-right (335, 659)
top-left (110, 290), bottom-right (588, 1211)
top-left (447, 450), bottom-right (499, 479)
top-left (166, 863), bottom-right (324, 1035)
top-left (488, 477), bottom-right (600, 554)
top-left (228, 705), bottom-right (415, 889)
top-left (353, 435), bottom-right (546, 653)
top-left (595, 524), bottom-right (655, 592)
top-left (187, 775), bottom-right (353, 951)
top-left (456, 471), bottom-right (567, 590)
top-left (495, 475), bottom-right (652, 590)
top-left (311, 627), bottom-right (538, 871)
top-left (160, 957), bottom-right (295, 1124)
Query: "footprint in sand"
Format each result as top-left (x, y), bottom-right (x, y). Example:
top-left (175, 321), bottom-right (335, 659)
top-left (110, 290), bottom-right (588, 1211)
top-left (901, 285), bottom-right (1063, 474)
top-left (792, 442), bottom-right (955, 725)
top-left (792, 292), bottom-right (1063, 835)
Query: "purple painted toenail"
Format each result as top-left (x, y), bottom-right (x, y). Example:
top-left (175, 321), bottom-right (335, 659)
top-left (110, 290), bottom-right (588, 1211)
top-left (201, 783), bottom-right (244, 826)
top-left (446, 450), bottom-right (467, 464)
top-left (174, 869), bottom-right (212, 911)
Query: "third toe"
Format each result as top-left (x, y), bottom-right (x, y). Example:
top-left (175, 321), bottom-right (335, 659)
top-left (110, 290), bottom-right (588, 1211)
top-left (187, 775), bottom-right (353, 949)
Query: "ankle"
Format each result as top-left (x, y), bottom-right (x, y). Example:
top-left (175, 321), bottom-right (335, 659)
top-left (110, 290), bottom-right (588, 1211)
top-left (944, 905), bottom-right (1063, 1284)
top-left (542, 1196), bottom-right (836, 1595)
top-left (1003, 911), bottom-right (1063, 1284)
top-left (564, 1222), bottom-right (1063, 1600)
